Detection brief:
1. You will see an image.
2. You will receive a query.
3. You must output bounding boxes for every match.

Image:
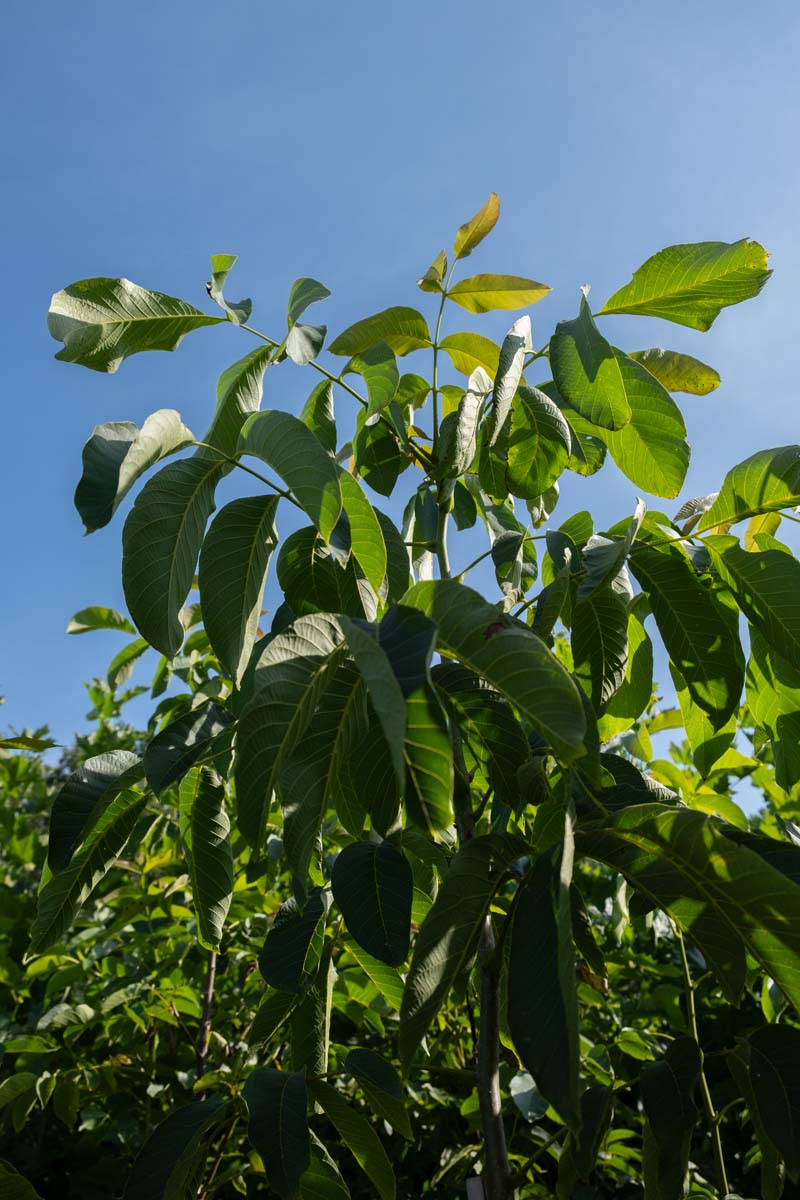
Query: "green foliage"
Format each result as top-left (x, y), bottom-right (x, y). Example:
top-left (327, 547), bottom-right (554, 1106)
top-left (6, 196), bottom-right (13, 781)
top-left (4, 195), bottom-right (800, 1199)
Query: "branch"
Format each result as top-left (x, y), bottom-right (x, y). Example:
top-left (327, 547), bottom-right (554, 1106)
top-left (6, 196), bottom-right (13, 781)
top-left (476, 916), bottom-right (512, 1200)
top-left (196, 949), bottom-right (218, 1082)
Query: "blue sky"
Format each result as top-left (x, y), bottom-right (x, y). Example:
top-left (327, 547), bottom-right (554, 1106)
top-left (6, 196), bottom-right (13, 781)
top-left (3, 0), bottom-right (800, 749)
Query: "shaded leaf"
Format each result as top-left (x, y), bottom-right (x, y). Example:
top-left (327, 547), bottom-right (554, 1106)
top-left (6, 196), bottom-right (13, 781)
top-left (244, 1069), bottom-right (310, 1200)
top-left (484, 316), bottom-right (532, 447)
top-left (307, 1081), bottom-right (396, 1200)
top-left (124, 1098), bottom-right (231, 1200)
top-left (507, 385), bottom-right (571, 499)
top-left (198, 347), bottom-right (273, 461)
top-left (179, 767), bottom-right (233, 951)
top-left (259, 889), bottom-right (330, 993)
top-left (48, 749), bottom-right (142, 872)
top-left (143, 701), bottom-right (232, 795)
top-left (346, 342), bottom-right (399, 424)
top-left (332, 841), bottom-right (412, 966)
top-left (207, 253), bottom-right (251, 325)
top-left (550, 293), bottom-right (632, 431)
top-left (345, 1049), bottom-right (412, 1140)
top-left (641, 1037), bottom-right (702, 1200)
top-left (301, 381), bottom-right (337, 454)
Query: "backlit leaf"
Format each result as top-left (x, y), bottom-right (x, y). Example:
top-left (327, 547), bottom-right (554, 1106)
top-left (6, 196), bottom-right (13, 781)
top-left (453, 192), bottom-right (500, 260)
top-left (629, 349), bottom-right (720, 395)
top-left (329, 308), bottom-right (431, 357)
top-left (447, 274), bottom-right (550, 314)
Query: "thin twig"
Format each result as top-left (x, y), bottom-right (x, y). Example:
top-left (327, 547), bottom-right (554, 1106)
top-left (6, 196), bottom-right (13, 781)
top-left (196, 950), bottom-right (217, 1081)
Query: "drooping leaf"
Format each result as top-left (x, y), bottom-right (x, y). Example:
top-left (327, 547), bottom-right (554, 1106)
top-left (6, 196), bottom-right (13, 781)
top-left (259, 889), bottom-right (330, 993)
top-left (594, 353), bottom-right (689, 498)
top-left (198, 495), bottom-right (278, 685)
top-left (178, 767), bottom-right (233, 951)
top-left (331, 841), bottom-right (412, 966)
top-left (143, 701), bottom-right (232, 795)
top-left (403, 682), bottom-right (454, 833)
top-left (300, 1133), bottom-right (352, 1200)
top-left (572, 586), bottom-right (629, 713)
top-left (66, 605), bottom-right (135, 635)
top-left (308, 1080), bottom-right (395, 1200)
top-left (339, 472), bottom-right (387, 592)
top-left (301, 381), bottom-right (337, 454)
top-left (399, 833), bottom-right (524, 1070)
top-left (329, 307), bottom-right (431, 357)
top-left (286, 323), bottom-right (327, 366)
top-left (48, 749), bottom-right (143, 872)
top-left (239, 410), bottom-right (342, 542)
top-left (599, 239), bottom-right (771, 330)
top-left (670, 662), bottom-right (736, 777)
top-left (276, 527), bottom-right (347, 618)
top-left (629, 542), bottom-right (743, 724)
top-left (345, 1049), bottom-right (412, 1140)
top-left (437, 367), bottom-right (489, 481)
top-left (0, 1161), bottom-right (44, 1200)
top-left (439, 331), bottom-right (501, 377)
top-left (550, 293), bottom-right (632, 431)
top-left (123, 1098), bottom-right (231, 1200)
top-left (401, 581), bottom-right (587, 761)
top-left (508, 816), bottom-right (581, 1134)
top-left (236, 614), bottom-right (346, 850)
top-left (291, 943), bottom-right (334, 1076)
top-left (244, 1069), bottom-right (310, 1200)
top-left (106, 637), bottom-right (149, 689)
top-left (746, 626), bottom-right (800, 791)
top-left (75, 410), bottom-right (195, 534)
top-left (484, 316), bottom-right (532, 447)
top-left (507, 385), bottom-right (572, 499)
top-left (453, 192), bottom-right (500, 259)
top-left (48, 278), bottom-right (223, 373)
top-left (0, 1074), bottom-right (37, 1112)
top-left (727, 1043), bottom-right (785, 1200)
top-left (122, 457), bottom-right (223, 657)
top-left (747, 1024), bottom-right (800, 1181)
top-left (346, 342), bottom-right (399, 424)
top-left (433, 662), bottom-right (529, 811)
top-left (207, 252), bottom-right (252, 324)
top-left (629, 349), bottom-right (720, 395)
top-left (249, 989), bottom-right (298, 1046)
top-left (640, 1038), bottom-right (702, 1200)
top-left (706, 534), bottom-right (800, 663)
top-left (578, 803), bottom-right (800, 1010)
top-left (447, 274), bottom-right (550, 314)
top-left (31, 789), bottom-right (151, 953)
top-left (353, 417), bottom-right (409, 497)
top-left (698, 446), bottom-right (800, 532)
top-left (198, 347), bottom-right (273, 461)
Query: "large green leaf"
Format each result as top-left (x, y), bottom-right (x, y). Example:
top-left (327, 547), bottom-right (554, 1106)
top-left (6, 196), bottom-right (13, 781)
top-left (506, 385), bottom-right (571, 499)
top-left (123, 1098), bottom-right (231, 1200)
top-left (338, 472), bottom-right (387, 592)
top-left (143, 701), bottom-right (233, 795)
top-left (244, 1069), bottom-right (310, 1200)
top-left (287, 277), bottom-right (331, 327)
top-left (31, 789), bottom-right (151, 953)
top-left (629, 542), bottom-right (743, 724)
top-left (0, 1162), bottom-right (44, 1200)
top-left (122, 457), bottom-right (223, 657)
top-left (598, 239), bottom-right (771, 330)
top-left (641, 1038), bottom-right (702, 1200)
top-left (239, 411), bottom-right (342, 541)
top-left (401, 581), bottom-right (587, 762)
top-left (629, 349), bottom-right (720, 395)
top-left (403, 683), bottom-right (454, 833)
top-left (508, 817), bottom-right (581, 1134)
top-left (308, 1080), bottom-right (396, 1200)
top-left (594, 353), bottom-right (689, 497)
top-left (301, 1137), bottom-right (352, 1200)
top-left (706, 534), bottom-right (800, 663)
top-left (453, 192), bottom-right (500, 259)
top-left (550, 294), bottom-right (632, 431)
top-left (48, 278), bottom-right (223, 373)
top-left (746, 626), bottom-right (800, 791)
top-left (433, 662), bottom-right (529, 811)
top-left (439, 331), bottom-right (500, 377)
top-left (47, 749), bottom-right (142, 872)
top-left (106, 637), bottom-right (149, 689)
top-left (572, 586), bottom-right (629, 713)
top-left (329, 307), bottom-right (431, 357)
top-left (198, 495), bottom-right (278, 685)
top-left (178, 767), bottom-right (233, 951)
top-left (399, 833), bottom-right (524, 1070)
top-left (727, 1044), bottom-right (785, 1200)
top-left (259, 890), bottom-right (330, 993)
top-left (345, 1049), bottom-right (412, 1141)
top-left (447, 274), bottom-right (550, 314)
top-left (484, 316), bottom-right (531, 447)
top-left (75, 410), bottom-right (195, 533)
top-left (578, 804), bottom-right (800, 1010)
top-left (236, 614), bottom-right (346, 850)
top-left (197, 347), bottom-right (273, 460)
top-left (331, 841), bottom-right (412, 966)
top-left (698, 446), bottom-right (800, 531)
top-left (747, 1025), bottom-right (800, 1180)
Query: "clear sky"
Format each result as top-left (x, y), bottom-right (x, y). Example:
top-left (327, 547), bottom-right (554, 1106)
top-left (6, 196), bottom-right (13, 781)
top-left (3, 0), bottom-right (800, 748)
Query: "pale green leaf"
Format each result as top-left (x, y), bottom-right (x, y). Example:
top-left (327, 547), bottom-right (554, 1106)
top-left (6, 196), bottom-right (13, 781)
top-left (599, 239), bottom-right (771, 330)
top-left (453, 192), bottom-right (500, 260)
top-left (447, 273), bottom-right (550, 314)
top-left (66, 606), bottom-right (135, 635)
top-left (439, 331), bottom-right (500, 377)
